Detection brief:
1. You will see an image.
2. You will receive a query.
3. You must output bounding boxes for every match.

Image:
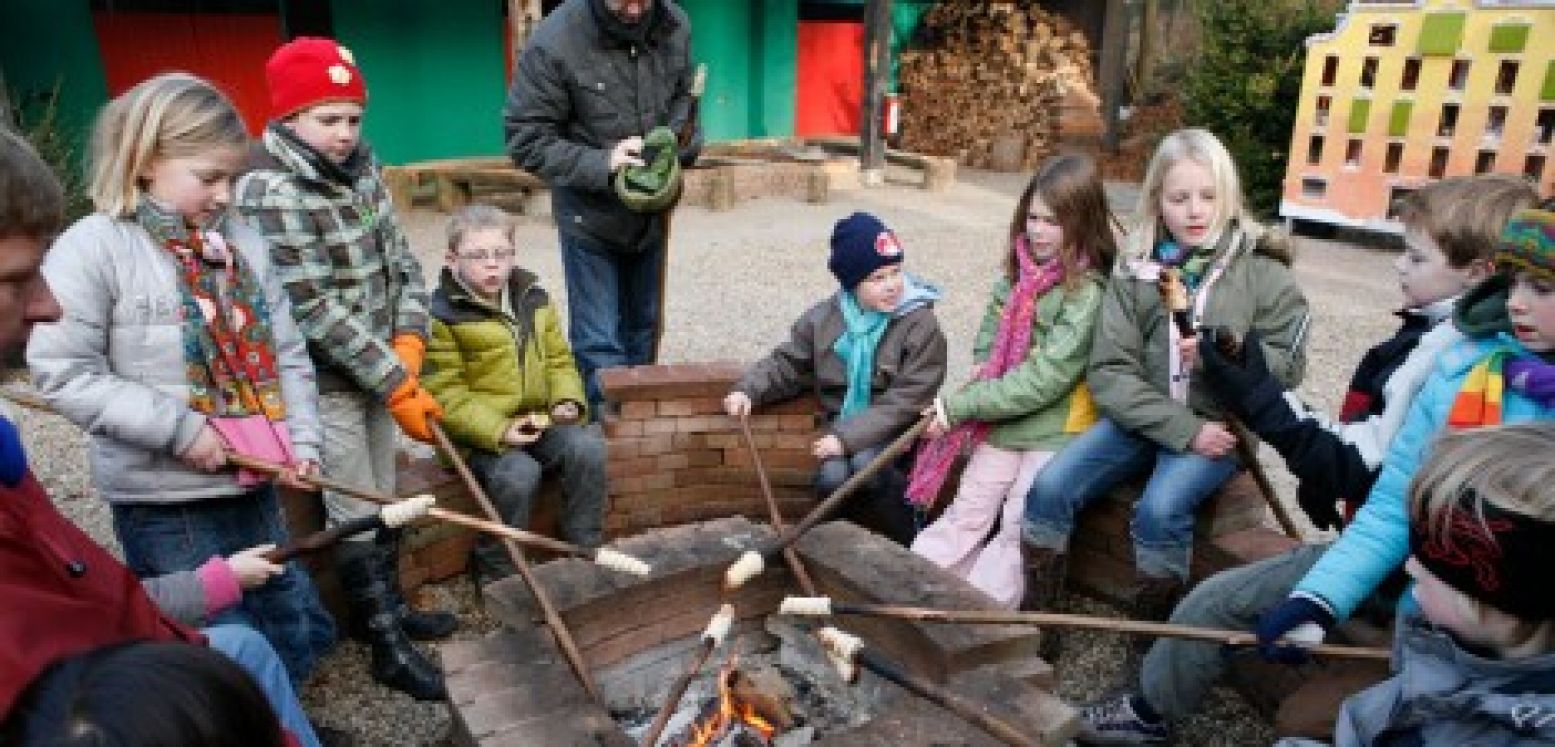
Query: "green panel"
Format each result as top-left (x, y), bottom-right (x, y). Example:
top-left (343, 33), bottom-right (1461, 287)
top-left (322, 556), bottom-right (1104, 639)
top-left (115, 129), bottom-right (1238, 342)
top-left (1348, 98), bottom-right (1371, 134)
top-left (1388, 100), bottom-right (1413, 137)
top-left (1416, 12), bottom-right (1465, 56)
top-left (0, 0), bottom-right (109, 169)
top-left (1489, 23), bottom-right (1529, 53)
top-left (329, 0), bottom-right (506, 164)
top-left (682, 0), bottom-right (796, 141)
top-left (890, 1), bottom-right (935, 91)
top-left (1544, 61), bottom-right (1555, 101)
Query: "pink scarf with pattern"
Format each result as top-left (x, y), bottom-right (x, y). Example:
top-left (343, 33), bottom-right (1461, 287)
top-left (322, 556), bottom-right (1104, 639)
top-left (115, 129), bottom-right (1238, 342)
top-left (905, 236), bottom-right (1074, 508)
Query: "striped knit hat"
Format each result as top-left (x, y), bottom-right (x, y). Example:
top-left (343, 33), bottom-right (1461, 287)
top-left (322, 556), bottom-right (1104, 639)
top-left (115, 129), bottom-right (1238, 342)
top-left (1495, 207), bottom-right (1555, 281)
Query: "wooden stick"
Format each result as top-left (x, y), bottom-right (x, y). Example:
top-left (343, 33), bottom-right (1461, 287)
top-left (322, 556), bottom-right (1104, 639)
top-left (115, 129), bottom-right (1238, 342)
top-left (265, 514), bottom-right (384, 563)
top-left (428, 422), bottom-right (602, 701)
top-left (792, 598), bottom-right (1390, 662)
top-left (637, 604), bottom-right (734, 747)
top-left (737, 416), bottom-right (818, 594)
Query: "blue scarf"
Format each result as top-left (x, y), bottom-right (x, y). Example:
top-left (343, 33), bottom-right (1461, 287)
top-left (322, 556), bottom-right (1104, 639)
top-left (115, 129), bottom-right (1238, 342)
top-left (834, 290), bottom-right (890, 420)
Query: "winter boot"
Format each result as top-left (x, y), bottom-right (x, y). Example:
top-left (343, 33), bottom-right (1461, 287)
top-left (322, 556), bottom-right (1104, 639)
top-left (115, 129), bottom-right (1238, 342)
top-left (1021, 544), bottom-right (1068, 662)
top-left (337, 542), bottom-right (447, 701)
top-left (376, 528), bottom-right (458, 641)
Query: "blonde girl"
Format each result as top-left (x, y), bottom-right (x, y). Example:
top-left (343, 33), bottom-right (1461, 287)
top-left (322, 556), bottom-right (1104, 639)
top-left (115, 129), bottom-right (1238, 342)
top-left (27, 73), bottom-right (334, 683)
top-left (908, 153), bottom-right (1116, 610)
top-left (1020, 129), bottom-right (1311, 631)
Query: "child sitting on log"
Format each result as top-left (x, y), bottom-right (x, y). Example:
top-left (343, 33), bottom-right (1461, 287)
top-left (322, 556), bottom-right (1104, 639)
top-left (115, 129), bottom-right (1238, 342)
top-left (724, 212), bottom-right (948, 545)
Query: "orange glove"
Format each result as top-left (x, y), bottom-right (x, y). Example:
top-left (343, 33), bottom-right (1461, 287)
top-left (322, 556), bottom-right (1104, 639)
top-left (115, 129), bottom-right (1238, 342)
top-left (388, 376), bottom-right (444, 443)
top-left (391, 333), bottom-right (426, 378)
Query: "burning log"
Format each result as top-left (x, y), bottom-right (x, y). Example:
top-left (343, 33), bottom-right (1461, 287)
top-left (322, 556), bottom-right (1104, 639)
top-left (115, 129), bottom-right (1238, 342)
top-left (639, 604), bottom-right (738, 747)
top-left (784, 597), bottom-right (1389, 662)
top-left (265, 494), bottom-right (434, 563)
top-left (664, 657), bottom-right (786, 747)
top-left (1154, 273), bottom-right (1303, 540)
top-left (815, 627), bottom-right (1040, 747)
top-left (723, 414), bottom-right (933, 592)
top-left (0, 384), bottom-right (651, 575)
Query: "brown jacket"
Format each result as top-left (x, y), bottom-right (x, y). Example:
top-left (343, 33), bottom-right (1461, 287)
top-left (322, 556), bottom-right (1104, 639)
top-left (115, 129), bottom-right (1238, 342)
top-left (735, 294), bottom-right (948, 454)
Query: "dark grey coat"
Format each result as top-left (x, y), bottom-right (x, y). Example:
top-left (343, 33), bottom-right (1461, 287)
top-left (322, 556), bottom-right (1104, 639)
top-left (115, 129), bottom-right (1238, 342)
top-left (503, 0), bottom-right (701, 253)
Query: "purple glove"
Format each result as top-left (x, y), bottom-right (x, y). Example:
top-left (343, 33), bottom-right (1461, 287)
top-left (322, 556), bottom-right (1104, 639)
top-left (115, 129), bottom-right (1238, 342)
top-left (1254, 595), bottom-right (1336, 665)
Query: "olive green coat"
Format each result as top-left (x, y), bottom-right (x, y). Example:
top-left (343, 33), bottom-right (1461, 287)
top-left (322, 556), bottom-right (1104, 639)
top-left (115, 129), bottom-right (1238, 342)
top-left (424, 268), bottom-right (587, 453)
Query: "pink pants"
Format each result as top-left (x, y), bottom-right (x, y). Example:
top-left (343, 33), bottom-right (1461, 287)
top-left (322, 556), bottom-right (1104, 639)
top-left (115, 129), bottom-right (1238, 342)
top-left (910, 445), bottom-right (1053, 608)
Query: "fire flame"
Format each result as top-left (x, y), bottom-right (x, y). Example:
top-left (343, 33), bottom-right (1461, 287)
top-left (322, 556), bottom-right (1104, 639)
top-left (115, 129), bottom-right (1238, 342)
top-left (681, 657), bottom-right (776, 747)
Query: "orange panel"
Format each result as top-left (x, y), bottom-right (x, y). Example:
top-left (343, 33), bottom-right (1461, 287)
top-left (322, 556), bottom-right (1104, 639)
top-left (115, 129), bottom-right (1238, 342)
top-left (795, 21), bottom-right (863, 137)
top-left (93, 11), bottom-right (283, 134)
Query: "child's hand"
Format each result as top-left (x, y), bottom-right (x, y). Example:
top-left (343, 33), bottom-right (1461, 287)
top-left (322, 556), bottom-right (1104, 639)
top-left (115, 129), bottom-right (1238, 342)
top-left (181, 425), bottom-right (229, 473)
top-left (551, 401), bottom-right (581, 425)
top-left (723, 391), bottom-right (752, 420)
top-left (1178, 335), bottom-right (1200, 369)
top-left (226, 545), bottom-right (283, 589)
top-left (1190, 421), bottom-right (1237, 459)
top-left (503, 416), bottom-right (543, 447)
top-left (924, 398), bottom-right (950, 439)
top-left (812, 435), bottom-right (845, 460)
top-left (276, 459), bottom-right (318, 491)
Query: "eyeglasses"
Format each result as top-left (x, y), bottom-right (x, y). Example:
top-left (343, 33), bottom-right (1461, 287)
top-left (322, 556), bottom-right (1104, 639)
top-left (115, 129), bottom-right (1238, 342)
top-left (454, 248), bottom-right (517, 262)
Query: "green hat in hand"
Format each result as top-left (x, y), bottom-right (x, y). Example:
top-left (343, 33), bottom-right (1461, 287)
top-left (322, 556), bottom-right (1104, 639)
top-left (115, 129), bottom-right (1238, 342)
top-left (614, 126), bottom-right (682, 213)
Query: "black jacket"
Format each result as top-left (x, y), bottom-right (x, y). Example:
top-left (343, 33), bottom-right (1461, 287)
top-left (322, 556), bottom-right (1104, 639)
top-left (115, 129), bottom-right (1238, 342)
top-left (503, 0), bottom-right (702, 253)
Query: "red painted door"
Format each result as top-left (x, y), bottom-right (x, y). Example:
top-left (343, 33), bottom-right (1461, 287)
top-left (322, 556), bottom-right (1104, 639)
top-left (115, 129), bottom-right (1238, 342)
top-left (93, 11), bottom-right (284, 134)
top-left (795, 20), bottom-right (863, 137)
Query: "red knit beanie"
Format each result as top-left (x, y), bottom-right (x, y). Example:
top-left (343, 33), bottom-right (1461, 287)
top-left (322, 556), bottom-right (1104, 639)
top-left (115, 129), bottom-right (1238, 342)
top-left (264, 37), bottom-right (367, 120)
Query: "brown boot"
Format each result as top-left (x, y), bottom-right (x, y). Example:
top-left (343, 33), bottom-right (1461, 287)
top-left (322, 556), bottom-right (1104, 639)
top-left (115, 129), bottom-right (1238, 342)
top-left (1021, 545), bottom-right (1067, 663)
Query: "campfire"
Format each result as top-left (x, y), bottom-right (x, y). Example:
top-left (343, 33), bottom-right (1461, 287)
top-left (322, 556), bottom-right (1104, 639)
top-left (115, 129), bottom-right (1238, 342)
top-left (668, 657), bottom-right (781, 747)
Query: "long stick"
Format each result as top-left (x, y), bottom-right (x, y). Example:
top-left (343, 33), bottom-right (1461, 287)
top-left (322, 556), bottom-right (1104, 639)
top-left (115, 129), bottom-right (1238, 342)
top-left (428, 422), bottom-right (602, 701)
top-left (737, 416), bottom-right (817, 593)
top-left (637, 604), bottom-right (734, 747)
top-left (724, 414), bottom-right (931, 590)
top-left (741, 422), bottom-right (1037, 746)
top-left (265, 514), bottom-right (384, 563)
top-left (787, 598), bottom-right (1390, 662)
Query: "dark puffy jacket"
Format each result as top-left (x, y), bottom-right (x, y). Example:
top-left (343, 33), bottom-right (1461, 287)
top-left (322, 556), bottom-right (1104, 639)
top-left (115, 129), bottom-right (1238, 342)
top-left (503, 0), bottom-right (702, 253)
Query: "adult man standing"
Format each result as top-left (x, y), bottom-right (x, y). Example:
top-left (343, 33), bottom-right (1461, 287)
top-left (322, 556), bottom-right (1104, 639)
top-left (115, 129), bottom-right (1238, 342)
top-left (504, 0), bottom-right (701, 414)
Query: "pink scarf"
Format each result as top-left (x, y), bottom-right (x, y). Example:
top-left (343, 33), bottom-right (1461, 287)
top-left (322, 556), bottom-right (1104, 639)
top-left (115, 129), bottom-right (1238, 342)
top-left (905, 236), bottom-right (1075, 508)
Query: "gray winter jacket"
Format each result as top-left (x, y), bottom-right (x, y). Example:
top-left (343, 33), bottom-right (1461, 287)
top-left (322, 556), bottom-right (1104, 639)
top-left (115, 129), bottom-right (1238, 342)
top-left (27, 214), bottom-right (322, 505)
top-left (1277, 616), bottom-right (1555, 747)
top-left (502, 0), bottom-right (701, 253)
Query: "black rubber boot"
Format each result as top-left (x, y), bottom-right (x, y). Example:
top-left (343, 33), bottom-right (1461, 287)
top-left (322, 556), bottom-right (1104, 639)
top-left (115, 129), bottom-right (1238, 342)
top-left (376, 529), bottom-right (458, 641)
top-left (337, 542), bottom-right (447, 701)
top-left (1021, 544), bottom-right (1068, 663)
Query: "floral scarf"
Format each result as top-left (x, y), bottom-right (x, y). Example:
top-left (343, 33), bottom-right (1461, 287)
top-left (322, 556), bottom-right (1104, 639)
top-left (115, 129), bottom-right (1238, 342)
top-left (136, 200), bottom-right (286, 421)
top-left (904, 235), bottom-right (1074, 508)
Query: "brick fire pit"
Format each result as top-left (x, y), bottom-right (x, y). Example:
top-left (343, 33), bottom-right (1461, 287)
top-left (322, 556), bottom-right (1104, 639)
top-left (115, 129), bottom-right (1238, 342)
top-left (443, 518), bottom-right (1077, 746)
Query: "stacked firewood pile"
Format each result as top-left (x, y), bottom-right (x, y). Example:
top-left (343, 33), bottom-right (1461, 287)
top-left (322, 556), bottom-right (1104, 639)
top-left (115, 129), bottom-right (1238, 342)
top-left (899, 1), bottom-right (1100, 171)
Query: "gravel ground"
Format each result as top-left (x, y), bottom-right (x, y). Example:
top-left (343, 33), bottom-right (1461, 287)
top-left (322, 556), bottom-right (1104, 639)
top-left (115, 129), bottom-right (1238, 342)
top-left (25, 167), bottom-right (1403, 745)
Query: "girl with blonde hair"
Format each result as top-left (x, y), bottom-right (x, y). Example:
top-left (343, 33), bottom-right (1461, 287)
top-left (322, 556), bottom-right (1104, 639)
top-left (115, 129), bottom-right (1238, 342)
top-left (27, 72), bottom-right (334, 684)
top-left (1020, 129), bottom-right (1310, 638)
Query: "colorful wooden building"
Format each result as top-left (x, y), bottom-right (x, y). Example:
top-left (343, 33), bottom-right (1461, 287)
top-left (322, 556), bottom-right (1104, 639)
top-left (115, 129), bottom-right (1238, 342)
top-left (1280, 0), bottom-right (1555, 233)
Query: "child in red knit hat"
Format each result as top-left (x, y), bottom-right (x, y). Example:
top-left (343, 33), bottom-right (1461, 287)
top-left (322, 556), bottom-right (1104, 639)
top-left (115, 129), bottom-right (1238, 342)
top-left (234, 37), bottom-right (454, 701)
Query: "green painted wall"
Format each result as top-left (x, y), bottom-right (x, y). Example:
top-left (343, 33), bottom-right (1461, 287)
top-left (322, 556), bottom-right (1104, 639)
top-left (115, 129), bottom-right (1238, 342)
top-left (681, 0), bottom-right (797, 142)
top-left (0, 0), bottom-right (109, 167)
top-left (329, 0), bottom-right (508, 164)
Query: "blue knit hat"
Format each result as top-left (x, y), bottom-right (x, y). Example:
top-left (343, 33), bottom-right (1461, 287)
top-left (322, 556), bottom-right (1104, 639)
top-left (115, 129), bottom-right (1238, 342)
top-left (829, 212), bottom-right (904, 289)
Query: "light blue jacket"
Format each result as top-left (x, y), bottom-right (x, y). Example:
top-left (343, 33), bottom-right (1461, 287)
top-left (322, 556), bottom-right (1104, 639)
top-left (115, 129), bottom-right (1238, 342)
top-left (1294, 332), bottom-right (1555, 620)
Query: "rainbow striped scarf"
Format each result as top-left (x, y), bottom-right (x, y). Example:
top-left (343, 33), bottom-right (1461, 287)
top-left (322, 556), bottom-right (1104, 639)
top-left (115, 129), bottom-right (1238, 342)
top-left (1447, 351), bottom-right (1507, 429)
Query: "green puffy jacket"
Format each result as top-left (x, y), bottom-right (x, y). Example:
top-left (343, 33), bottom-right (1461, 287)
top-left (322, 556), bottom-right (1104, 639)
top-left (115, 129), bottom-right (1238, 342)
top-left (423, 268), bottom-right (587, 453)
top-left (1090, 222), bottom-right (1310, 452)
top-left (945, 271), bottom-right (1105, 451)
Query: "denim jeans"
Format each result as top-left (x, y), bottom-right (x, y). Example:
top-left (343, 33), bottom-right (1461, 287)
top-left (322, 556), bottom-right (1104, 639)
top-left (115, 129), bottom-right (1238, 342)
top-left (1022, 417), bottom-right (1237, 579)
top-left (204, 624), bottom-right (321, 747)
top-left (466, 424), bottom-right (608, 576)
top-left (559, 230), bottom-right (665, 410)
top-left (815, 444), bottom-right (919, 546)
top-left (112, 486), bottom-right (336, 684)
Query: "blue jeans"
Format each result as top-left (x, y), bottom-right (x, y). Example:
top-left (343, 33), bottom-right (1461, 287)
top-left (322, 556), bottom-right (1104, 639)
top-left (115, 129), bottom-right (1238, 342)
top-left (112, 485), bottom-right (336, 684)
top-left (815, 444), bottom-right (920, 546)
top-left (205, 624), bottom-right (321, 747)
top-left (1022, 417), bottom-right (1237, 579)
top-left (560, 230), bottom-right (665, 410)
